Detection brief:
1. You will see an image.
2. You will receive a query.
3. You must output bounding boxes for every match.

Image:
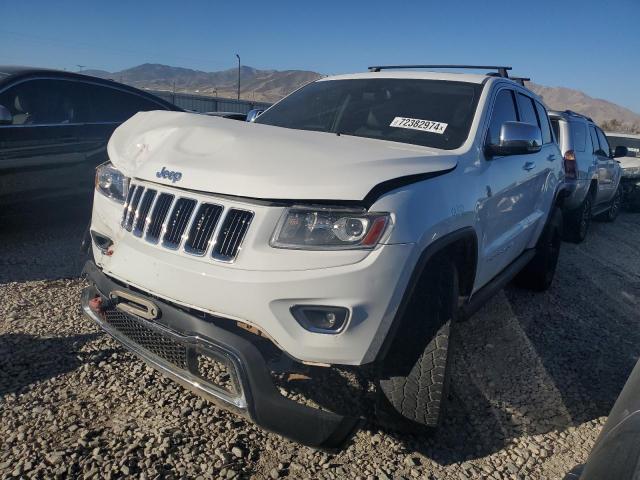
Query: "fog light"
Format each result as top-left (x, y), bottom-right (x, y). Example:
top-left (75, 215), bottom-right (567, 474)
top-left (90, 230), bottom-right (113, 254)
top-left (290, 306), bottom-right (349, 334)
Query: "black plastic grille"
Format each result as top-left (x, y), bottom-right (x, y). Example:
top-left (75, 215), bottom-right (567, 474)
top-left (162, 198), bottom-right (197, 249)
top-left (123, 186), bottom-right (144, 231)
top-left (145, 193), bottom-right (174, 243)
top-left (133, 189), bottom-right (157, 237)
top-left (184, 203), bottom-right (224, 255)
top-left (103, 308), bottom-right (187, 369)
top-left (212, 209), bottom-right (254, 261)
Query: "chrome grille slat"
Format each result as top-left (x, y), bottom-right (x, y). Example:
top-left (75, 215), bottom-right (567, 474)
top-left (121, 186), bottom-right (136, 226)
top-left (120, 184), bottom-right (252, 262)
top-left (123, 186), bottom-right (144, 231)
top-left (184, 203), bottom-right (224, 256)
top-left (145, 193), bottom-right (175, 244)
top-left (162, 198), bottom-right (197, 249)
top-left (212, 209), bottom-right (253, 262)
top-left (133, 189), bottom-right (157, 237)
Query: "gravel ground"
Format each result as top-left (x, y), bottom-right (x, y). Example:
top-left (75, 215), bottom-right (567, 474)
top-left (1, 205), bottom-right (639, 480)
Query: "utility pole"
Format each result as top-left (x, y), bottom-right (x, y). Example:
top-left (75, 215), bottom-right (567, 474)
top-left (76, 64), bottom-right (86, 72)
top-left (235, 54), bottom-right (241, 100)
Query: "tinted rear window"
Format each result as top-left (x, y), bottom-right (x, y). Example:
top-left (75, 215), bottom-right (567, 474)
top-left (256, 79), bottom-right (483, 150)
top-left (83, 84), bottom-right (166, 122)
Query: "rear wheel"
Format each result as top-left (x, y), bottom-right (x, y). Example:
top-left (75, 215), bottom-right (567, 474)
top-left (376, 257), bottom-right (458, 432)
top-left (515, 207), bottom-right (562, 291)
top-left (564, 194), bottom-right (592, 243)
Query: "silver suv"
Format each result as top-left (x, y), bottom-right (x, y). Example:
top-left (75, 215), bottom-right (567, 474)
top-left (550, 111), bottom-right (625, 242)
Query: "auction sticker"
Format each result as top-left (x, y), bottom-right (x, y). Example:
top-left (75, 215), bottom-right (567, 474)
top-left (390, 117), bottom-right (448, 134)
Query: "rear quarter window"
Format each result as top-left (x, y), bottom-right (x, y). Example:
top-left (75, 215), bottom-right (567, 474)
top-left (570, 122), bottom-right (587, 152)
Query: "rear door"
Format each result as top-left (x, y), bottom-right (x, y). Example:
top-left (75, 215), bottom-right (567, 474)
top-left (596, 127), bottom-right (620, 196)
top-left (0, 78), bottom-right (90, 205)
top-left (79, 83), bottom-right (173, 179)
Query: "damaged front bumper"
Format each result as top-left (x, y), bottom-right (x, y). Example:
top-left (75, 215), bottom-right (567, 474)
top-left (80, 260), bottom-right (359, 448)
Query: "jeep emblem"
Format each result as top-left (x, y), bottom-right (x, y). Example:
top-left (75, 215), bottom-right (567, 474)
top-left (156, 166), bottom-right (182, 183)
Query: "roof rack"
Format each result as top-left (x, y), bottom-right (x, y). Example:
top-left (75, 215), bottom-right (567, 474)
top-left (367, 64), bottom-right (513, 78)
top-left (511, 77), bottom-right (531, 86)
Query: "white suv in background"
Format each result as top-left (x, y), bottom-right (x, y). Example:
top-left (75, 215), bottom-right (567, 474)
top-left (606, 132), bottom-right (640, 211)
top-left (81, 65), bottom-right (565, 447)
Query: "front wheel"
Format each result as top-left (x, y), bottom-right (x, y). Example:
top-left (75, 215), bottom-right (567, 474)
top-left (376, 258), bottom-right (458, 432)
top-left (514, 207), bottom-right (562, 292)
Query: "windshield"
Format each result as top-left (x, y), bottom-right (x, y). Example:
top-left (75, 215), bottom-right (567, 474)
top-left (256, 78), bottom-right (483, 150)
top-left (607, 135), bottom-right (640, 158)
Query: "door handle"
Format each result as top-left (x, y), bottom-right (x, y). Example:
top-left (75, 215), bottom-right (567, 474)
top-left (523, 161), bottom-right (536, 171)
top-left (547, 154), bottom-right (556, 161)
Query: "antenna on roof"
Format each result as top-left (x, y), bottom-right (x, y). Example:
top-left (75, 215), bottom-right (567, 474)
top-left (367, 65), bottom-right (512, 78)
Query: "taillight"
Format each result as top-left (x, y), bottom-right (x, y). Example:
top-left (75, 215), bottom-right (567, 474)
top-left (564, 150), bottom-right (577, 179)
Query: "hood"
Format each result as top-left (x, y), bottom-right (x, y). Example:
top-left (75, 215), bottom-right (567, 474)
top-left (107, 110), bottom-right (458, 202)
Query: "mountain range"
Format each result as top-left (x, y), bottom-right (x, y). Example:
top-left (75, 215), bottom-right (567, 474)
top-left (84, 63), bottom-right (640, 132)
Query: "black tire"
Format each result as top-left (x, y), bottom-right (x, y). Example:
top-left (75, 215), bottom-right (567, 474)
top-left (514, 207), bottom-right (562, 292)
top-left (376, 258), bottom-right (458, 432)
top-left (603, 185), bottom-right (623, 222)
top-left (564, 193), bottom-right (592, 243)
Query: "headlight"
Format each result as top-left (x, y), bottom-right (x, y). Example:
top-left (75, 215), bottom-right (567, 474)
top-left (95, 162), bottom-right (129, 203)
top-left (271, 207), bottom-right (391, 250)
top-left (623, 166), bottom-right (640, 176)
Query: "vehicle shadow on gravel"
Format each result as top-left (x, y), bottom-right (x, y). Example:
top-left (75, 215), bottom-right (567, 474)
top-left (0, 332), bottom-right (118, 397)
top-left (0, 199), bottom-right (91, 283)
top-left (368, 231), bottom-right (640, 466)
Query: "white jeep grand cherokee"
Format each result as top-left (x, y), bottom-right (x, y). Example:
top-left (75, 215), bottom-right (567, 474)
top-left (81, 65), bottom-right (565, 447)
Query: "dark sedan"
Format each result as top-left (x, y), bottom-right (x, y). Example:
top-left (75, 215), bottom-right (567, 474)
top-left (0, 66), bottom-right (182, 209)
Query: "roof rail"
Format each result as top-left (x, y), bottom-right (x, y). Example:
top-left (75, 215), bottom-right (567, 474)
top-left (564, 110), bottom-right (594, 123)
top-left (367, 65), bottom-right (512, 78)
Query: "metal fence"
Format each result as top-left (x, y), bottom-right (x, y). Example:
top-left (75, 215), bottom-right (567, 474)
top-left (149, 90), bottom-right (272, 114)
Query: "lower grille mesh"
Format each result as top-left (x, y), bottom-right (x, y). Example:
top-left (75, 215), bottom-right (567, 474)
top-left (103, 308), bottom-right (188, 369)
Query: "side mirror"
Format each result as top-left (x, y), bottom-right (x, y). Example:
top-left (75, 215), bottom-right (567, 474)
top-left (613, 145), bottom-right (629, 158)
top-left (486, 121), bottom-right (543, 157)
top-left (0, 104), bottom-right (12, 125)
top-left (246, 109), bottom-right (265, 123)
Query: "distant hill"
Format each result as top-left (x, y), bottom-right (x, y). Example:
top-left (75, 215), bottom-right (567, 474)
top-left (528, 83), bottom-right (640, 133)
top-left (82, 64), bottom-right (640, 132)
top-left (83, 63), bottom-right (322, 103)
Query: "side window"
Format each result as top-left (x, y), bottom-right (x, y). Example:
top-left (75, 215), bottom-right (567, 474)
top-left (487, 89), bottom-right (518, 146)
top-left (85, 84), bottom-right (166, 123)
top-left (516, 93), bottom-right (538, 127)
top-left (0, 79), bottom-right (90, 125)
top-left (596, 128), bottom-right (611, 157)
top-left (534, 101), bottom-right (553, 144)
top-left (589, 126), bottom-right (600, 154)
top-left (570, 122), bottom-right (587, 152)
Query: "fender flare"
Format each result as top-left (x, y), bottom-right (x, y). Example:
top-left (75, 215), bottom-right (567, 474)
top-left (373, 226), bottom-right (478, 363)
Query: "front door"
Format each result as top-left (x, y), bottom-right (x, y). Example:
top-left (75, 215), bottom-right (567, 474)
top-left (0, 78), bottom-right (90, 206)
